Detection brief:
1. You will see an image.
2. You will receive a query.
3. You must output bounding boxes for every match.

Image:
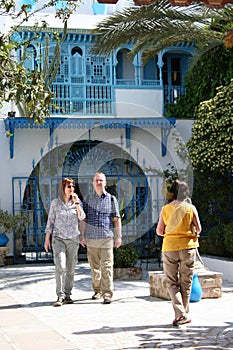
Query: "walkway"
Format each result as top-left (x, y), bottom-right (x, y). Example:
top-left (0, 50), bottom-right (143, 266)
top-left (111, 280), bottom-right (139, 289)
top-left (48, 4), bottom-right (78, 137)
top-left (0, 262), bottom-right (233, 350)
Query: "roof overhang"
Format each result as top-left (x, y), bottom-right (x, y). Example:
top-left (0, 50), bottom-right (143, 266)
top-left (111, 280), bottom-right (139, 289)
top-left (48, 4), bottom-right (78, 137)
top-left (4, 116), bottom-right (176, 159)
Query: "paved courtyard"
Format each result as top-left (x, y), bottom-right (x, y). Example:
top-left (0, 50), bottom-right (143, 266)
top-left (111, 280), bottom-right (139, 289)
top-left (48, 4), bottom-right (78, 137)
top-left (0, 262), bottom-right (233, 350)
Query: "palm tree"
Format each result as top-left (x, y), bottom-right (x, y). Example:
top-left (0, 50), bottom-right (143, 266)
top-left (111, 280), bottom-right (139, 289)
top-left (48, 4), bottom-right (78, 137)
top-left (92, 0), bottom-right (233, 63)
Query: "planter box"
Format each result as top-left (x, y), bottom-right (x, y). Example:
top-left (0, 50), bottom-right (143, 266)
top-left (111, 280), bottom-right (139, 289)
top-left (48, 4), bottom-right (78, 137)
top-left (114, 267), bottom-right (143, 280)
top-left (149, 270), bottom-right (222, 300)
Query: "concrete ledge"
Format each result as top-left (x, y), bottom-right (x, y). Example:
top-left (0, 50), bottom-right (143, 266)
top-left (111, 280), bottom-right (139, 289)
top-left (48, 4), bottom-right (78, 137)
top-left (114, 267), bottom-right (143, 280)
top-left (202, 256), bottom-right (233, 282)
top-left (149, 270), bottom-right (222, 300)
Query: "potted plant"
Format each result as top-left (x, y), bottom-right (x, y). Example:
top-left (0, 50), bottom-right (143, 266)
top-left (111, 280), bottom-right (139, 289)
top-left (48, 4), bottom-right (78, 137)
top-left (113, 243), bottom-right (143, 280)
top-left (0, 209), bottom-right (28, 265)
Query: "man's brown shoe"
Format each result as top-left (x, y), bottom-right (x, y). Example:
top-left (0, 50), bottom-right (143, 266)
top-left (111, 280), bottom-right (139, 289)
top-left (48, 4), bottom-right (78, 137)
top-left (103, 297), bottom-right (112, 304)
top-left (64, 296), bottom-right (74, 304)
top-left (92, 292), bottom-right (102, 300)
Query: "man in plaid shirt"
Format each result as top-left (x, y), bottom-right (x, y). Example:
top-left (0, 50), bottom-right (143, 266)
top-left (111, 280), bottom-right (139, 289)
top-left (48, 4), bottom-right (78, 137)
top-left (80, 172), bottom-right (122, 304)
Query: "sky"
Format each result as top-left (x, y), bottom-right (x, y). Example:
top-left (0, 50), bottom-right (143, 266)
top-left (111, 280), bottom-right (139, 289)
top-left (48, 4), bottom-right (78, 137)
top-left (17, 0), bottom-right (134, 15)
top-left (11, 0), bottom-right (135, 30)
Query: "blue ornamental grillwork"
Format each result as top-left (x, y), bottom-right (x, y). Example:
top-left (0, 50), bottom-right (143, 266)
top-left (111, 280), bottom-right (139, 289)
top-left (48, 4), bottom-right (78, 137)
top-left (12, 27), bottom-right (193, 117)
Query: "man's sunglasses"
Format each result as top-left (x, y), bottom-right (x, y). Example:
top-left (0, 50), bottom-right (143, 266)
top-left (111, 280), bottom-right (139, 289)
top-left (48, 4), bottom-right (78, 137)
top-left (67, 185), bottom-right (75, 188)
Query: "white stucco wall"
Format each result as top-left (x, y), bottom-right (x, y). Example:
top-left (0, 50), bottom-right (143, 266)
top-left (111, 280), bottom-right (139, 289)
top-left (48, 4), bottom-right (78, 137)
top-left (0, 117), bottom-right (194, 210)
top-left (0, 116), bottom-right (193, 256)
top-left (0, 117), bottom-right (193, 204)
top-left (115, 89), bottom-right (163, 117)
top-left (0, 120), bottom-right (10, 211)
top-left (202, 256), bottom-right (233, 282)
top-left (176, 119), bottom-right (194, 143)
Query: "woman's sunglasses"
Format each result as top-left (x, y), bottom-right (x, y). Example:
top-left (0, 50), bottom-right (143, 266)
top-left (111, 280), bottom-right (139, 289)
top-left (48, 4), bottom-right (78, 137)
top-left (67, 185), bottom-right (75, 188)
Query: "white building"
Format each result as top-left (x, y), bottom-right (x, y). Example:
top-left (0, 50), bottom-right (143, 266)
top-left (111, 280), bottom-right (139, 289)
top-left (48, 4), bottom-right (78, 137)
top-left (0, 0), bottom-right (194, 262)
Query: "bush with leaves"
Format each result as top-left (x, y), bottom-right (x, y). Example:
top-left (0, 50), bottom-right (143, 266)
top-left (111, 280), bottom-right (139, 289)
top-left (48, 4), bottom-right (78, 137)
top-left (200, 224), bottom-right (226, 257)
top-left (114, 244), bottom-right (138, 268)
top-left (187, 79), bottom-right (233, 174)
top-left (186, 78), bottom-right (233, 234)
top-left (0, 209), bottom-right (28, 237)
top-left (223, 222), bottom-right (233, 258)
top-left (191, 171), bottom-right (233, 229)
top-left (166, 46), bottom-right (233, 119)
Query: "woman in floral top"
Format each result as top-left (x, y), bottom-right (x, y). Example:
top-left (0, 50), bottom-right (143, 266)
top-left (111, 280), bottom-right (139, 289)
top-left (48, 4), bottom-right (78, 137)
top-left (44, 178), bottom-right (86, 306)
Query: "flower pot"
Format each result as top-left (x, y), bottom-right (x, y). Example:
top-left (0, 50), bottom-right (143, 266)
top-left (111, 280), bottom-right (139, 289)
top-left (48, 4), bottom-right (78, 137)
top-left (0, 234), bottom-right (9, 247)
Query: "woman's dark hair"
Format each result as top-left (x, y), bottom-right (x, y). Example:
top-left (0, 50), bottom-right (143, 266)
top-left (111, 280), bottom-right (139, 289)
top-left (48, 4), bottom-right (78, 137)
top-left (169, 179), bottom-right (190, 201)
top-left (58, 178), bottom-right (75, 202)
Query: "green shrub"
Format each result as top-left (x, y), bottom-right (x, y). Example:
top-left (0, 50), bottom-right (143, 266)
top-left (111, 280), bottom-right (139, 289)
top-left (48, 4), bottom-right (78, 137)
top-left (223, 223), bottom-right (233, 258)
top-left (0, 209), bottom-right (28, 237)
top-left (114, 244), bottom-right (138, 268)
top-left (202, 224), bottom-right (226, 257)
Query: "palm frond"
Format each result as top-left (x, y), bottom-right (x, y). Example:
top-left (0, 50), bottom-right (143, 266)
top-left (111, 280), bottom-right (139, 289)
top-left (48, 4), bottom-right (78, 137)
top-left (92, 0), bottom-right (233, 61)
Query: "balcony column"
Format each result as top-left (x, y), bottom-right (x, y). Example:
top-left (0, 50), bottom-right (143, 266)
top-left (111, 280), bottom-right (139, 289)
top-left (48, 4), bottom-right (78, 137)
top-left (113, 52), bottom-right (117, 85)
top-left (125, 124), bottom-right (131, 148)
top-left (134, 54), bottom-right (141, 86)
top-left (157, 52), bottom-right (164, 87)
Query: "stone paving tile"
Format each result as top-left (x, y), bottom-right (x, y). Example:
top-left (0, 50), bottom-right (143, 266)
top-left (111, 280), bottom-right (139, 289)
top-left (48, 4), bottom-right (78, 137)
top-left (0, 262), bottom-right (233, 350)
top-left (0, 291), bottom-right (78, 350)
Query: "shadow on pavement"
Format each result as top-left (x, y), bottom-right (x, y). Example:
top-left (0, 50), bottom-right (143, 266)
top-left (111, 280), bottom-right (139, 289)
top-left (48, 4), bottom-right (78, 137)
top-left (72, 322), bottom-right (233, 349)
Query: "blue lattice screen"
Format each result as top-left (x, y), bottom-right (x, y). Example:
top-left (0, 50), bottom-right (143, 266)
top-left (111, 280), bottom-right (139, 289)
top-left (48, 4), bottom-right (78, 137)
top-left (50, 47), bottom-right (113, 115)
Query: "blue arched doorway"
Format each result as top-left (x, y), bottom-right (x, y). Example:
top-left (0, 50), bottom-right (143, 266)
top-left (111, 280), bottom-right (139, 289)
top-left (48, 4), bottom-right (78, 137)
top-left (13, 140), bottom-right (159, 263)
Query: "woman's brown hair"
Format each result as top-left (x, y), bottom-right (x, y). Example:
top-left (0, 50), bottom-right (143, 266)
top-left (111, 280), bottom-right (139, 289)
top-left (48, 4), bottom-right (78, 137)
top-left (58, 178), bottom-right (75, 202)
top-left (169, 179), bottom-right (190, 201)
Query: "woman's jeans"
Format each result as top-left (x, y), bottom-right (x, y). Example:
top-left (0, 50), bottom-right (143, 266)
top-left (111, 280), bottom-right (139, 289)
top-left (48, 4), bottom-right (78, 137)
top-left (162, 248), bottom-right (196, 318)
top-left (52, 236), bottom-right (79, 298)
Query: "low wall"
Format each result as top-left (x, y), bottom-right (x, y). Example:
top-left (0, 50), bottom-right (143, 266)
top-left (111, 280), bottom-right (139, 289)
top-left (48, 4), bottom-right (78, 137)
top-left (202, 256), bottom-right (233, 282)
top-left (149, 270), bottom-right (222, 300)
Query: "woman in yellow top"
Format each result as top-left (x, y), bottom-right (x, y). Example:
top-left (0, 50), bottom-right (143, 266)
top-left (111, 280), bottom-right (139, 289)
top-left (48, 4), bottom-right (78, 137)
top-left (156, 179), bottom-right (202, 326)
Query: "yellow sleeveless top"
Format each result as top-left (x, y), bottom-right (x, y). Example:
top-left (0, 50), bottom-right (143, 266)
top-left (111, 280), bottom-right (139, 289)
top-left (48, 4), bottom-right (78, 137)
top-left (161, 202), bottom-right (199, 252)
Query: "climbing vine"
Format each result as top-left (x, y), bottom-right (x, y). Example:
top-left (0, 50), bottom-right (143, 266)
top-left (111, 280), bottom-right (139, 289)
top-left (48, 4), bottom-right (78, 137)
top-left (166, 46), bottom-right (233, 119)
top-left (187, 79), bottom-right (233, 174)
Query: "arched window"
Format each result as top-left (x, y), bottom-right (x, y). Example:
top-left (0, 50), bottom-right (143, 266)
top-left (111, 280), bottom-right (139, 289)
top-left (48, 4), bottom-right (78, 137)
top-left (71, 46), bottom-right (83, 76)
top-left (142, 56), bottom-right (159, 81)
top-left (116, 48), bottom-right (134, 83)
